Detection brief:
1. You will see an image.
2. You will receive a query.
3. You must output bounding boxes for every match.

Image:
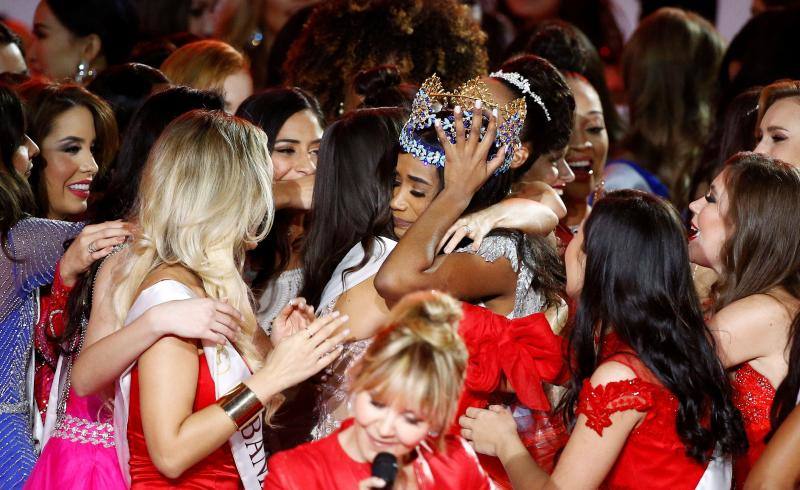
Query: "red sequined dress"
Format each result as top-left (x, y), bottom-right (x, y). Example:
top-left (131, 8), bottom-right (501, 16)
top-left (127, 351), bottom-right (241, 489)
top-left (264, 419), bottom-right (491, 489)
top-left (575, 333), bottom-right (711, 489)
top-left (730, 363), bottom-right (775, 488)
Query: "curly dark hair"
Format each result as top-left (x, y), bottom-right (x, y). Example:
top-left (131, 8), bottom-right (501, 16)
top-left (284, 0), bottom-right (488, 118)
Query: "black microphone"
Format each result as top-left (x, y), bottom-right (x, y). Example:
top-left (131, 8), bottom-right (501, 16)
top-left (371, 452), bottom-right (398, 489)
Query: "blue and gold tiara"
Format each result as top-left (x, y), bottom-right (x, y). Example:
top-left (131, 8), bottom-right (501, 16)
top-left (399, 74), bottom-right (527, 174)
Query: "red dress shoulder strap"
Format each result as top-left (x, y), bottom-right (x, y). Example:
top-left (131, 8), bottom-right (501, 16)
top-left (576, 377), bottom-right (659, 436)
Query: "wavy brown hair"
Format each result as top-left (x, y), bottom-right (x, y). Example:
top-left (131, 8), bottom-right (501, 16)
top-left (283, 0), bottom-right (487, 118)
top-left (712, 153), bottom-right (800, 309)
top-left (710, 152), bottom-right (800, 437)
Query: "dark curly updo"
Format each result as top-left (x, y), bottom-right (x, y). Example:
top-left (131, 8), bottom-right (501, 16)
top-left (284, 0), bottom-right (488, 118)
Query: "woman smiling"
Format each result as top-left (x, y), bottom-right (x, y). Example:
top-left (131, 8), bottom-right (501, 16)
top-left (19, 82), bottom-right (117, 221)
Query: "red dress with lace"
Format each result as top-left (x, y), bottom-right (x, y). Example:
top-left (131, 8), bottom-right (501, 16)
top-left (730, 363), bottom-right (775, 488)
top-left (454, 303), bottom-right (568, 488)
top-left (263, 419), bottom-right (491, 489)
top-left (127, 351), bottom-right (241, 489)
top-left (575, 334), bottom-right (709, 489)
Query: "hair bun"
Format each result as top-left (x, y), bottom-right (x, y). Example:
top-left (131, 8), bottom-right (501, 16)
top-left (389, 291), bottom-right (463, 351)
top-left (354, 65), bottom-right (402, 97)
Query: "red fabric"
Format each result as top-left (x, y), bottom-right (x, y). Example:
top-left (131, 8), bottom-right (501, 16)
top-left (128, 352), bottom-right (241, 489)
top-left (554, 224), bottom-right (574, 258)
top-left (455, 303), bottom-right (565, 417)
top-left (263, 419), bottom-right (491, 490)
top-left (453, 303), bottom-right (568, 488)
top-left (574, 333), bottom-right (709, 489)
top-left (33, 260), bottom-right (72, 421)
top-left (731, 363), bottom-right (775, 489)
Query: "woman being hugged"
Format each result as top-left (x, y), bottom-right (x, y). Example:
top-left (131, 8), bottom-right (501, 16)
top-left (460, 190), bottom-right (747, 489)
top-left (265, 290), bottom-right (491, 490)
top-left (111, 110), bottom-right (346, 488)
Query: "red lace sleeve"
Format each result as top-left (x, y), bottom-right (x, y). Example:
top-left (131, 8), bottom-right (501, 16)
top-left (576, 378), bottom-right (657, 436)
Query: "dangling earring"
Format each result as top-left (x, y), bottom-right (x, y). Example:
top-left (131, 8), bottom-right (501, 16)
top-left (75, 61), bottom-right (95, 84)
top-left (75, 61), bottom-right (87, 83)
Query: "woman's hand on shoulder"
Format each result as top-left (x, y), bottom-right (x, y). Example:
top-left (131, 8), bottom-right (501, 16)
top-left (144, 297), bottom-right (243, 345)
top-left (438, 198), bottom-right (560, 253)
top-left (59, 220), bottom-right (133, 286)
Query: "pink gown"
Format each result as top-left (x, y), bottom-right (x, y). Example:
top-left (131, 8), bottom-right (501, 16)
top-left (25, 387), bottom-right (126, 489)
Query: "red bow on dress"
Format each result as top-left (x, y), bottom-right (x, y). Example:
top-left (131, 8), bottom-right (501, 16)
top-left (456, 303), bottom-right (565, 415)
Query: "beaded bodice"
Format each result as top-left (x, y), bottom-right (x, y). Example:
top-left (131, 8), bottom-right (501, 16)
top-left (0, 218), bottom-right (81, 407)
top-left (310, 297), bottom-right (371, 440)
top-left (256, 267), bottom-right (303, 331)
top-left (731, 363), bottom-right (775, 429)
top-left (455, 233), bottom-right (546, 319)
top-left (0, 218), bottom-right (81, 486)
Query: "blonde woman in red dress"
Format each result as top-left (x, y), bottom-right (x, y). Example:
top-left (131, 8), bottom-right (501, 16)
top-left (265, 291), bottom-right (492, 490)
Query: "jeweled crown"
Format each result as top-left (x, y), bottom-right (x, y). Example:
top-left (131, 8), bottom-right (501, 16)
top-left (399, 74), bottom-right (527, 174)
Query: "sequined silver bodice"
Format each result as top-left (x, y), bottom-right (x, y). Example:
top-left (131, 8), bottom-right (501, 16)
top-left (255, 268), bottom-right (303, 331)
top-left (455, 233), bottom-right (547, 318)
top-left (310, 297), bottom-right (371, 440)
top-left (0, 218), bottom-right (82, 486)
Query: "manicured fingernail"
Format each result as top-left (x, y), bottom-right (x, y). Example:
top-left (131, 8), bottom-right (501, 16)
top-left (475, 99), bottom-right (482, 109)
top-left (288, 299), bottom-right (295, 306)
top-left (340, 315), bottom-right (349, 321)
top-left (342, 328), bottom-right (351, 336)
top-left (492, 107), bottom-right (498, 118)
top-left (332, 311), bottom-right (341, 318)
top-left (454, 105), bottom-right (461, 114)
top-left (434, 119), bottom-right (441, 127)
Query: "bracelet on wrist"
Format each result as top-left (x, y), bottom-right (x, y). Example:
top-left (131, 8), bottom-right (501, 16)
top-left (217, 382), bottom-right (264, 429)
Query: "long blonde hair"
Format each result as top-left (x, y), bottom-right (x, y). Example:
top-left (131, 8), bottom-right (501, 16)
top-left (349, 291), bottom-right (467, 450)
top-left (113, 109), bottom-right (273, 374)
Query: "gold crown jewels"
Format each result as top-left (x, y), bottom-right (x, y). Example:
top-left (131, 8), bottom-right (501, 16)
top-left (401, 74), bottom-right (527, 173)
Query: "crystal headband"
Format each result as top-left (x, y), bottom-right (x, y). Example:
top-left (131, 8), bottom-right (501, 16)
top-left (399, 74), bottom-right (527, 174)
top-left (490, 70), bottom-right (551, 122)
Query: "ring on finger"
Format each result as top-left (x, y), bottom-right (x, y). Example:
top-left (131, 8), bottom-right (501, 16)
top-left (305, 327), bottom-right (312, 340)
top-left (463, 225), bottom-right (472, 235)
top-left (87, 241), bottom-right (97, 254)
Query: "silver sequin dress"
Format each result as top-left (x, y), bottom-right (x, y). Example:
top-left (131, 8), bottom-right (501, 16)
top-left (0, 218), bottom-right (81, 488)
top-left (255, 268), bottom-right (303, 332)
top-left (455, 233), bottom-right (547, 318)
top-left (309, 237), bottom-right (396, 440)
